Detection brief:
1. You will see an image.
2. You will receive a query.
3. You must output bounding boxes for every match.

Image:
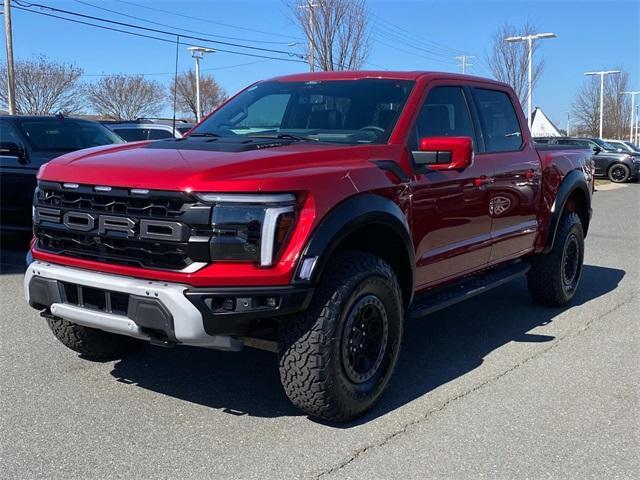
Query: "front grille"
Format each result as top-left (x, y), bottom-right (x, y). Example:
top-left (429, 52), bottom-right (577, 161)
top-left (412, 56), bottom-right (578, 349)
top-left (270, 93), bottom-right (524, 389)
top-left (34, 182), bottom-right (212, 270)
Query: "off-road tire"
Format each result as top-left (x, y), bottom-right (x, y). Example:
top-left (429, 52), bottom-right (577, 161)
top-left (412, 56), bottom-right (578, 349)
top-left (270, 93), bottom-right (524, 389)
top-left (608, 163), bottom-right (630, 183)
top-left (527, 211), bottom-right (584, 307)
top-left (278, 251), bottom-right (403, 422)
top-left (47, 316), bottom-right (142, 360)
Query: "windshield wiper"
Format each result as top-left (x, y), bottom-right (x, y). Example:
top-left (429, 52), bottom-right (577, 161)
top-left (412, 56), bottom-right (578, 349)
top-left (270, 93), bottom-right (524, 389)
top-left (188, 132), bottom-right (221, 138)
top-left (247, 133), bottom-right (317, 142)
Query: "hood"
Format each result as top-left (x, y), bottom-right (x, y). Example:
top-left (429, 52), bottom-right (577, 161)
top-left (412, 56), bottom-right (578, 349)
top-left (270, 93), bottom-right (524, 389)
top-left (38, 137), bottom-right (397, 192)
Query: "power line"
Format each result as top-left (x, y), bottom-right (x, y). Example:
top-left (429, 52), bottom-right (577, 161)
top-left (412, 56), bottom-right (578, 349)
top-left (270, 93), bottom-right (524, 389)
top-left (374, 37), bottom-right (457, 66)
top-left (80, 60), bottom-right (269, 78)
top-left (71, 0), bottom-right (296, 45)
top-left (12, 4), bottom-right (306, 64)
top-left (15, 1), bottom-right (305, 58)
top-left (114, 0), bottom-right (302, 41)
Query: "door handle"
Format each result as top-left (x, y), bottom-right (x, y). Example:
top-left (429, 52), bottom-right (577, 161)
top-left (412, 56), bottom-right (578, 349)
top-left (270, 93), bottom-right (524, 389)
top-left (473, 176), bottom-right (494, 187)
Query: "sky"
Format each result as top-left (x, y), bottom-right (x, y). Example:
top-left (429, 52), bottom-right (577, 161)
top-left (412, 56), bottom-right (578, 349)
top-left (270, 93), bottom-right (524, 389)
top-left (4, 0), bottom-right (639, 127)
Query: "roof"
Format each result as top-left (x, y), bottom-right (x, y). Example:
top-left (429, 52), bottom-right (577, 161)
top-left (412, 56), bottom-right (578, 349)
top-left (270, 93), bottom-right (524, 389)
top-left (0, 114), bottom-right (101, 123)
top-left (267, 70), bottom-right (503, 85)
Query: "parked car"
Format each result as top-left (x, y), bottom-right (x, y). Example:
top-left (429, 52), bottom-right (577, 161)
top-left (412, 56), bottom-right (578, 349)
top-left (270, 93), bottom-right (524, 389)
top-left (603, 138), bottom-right (640, 156)
top-left (101, 118), bottom-right (194, 142)
top-left (0, 115), bottom-right (124, 232)
top-left (534, 136), bottom-right (640, 182)
top-left (26, 71), bottom-right (594, 422)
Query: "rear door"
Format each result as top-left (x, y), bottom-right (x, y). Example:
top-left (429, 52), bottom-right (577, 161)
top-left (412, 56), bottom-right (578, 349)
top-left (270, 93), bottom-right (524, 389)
top-left (409, 84), bottom-right (494, 288)
top-left (469, 87), bottom-right (542, 262)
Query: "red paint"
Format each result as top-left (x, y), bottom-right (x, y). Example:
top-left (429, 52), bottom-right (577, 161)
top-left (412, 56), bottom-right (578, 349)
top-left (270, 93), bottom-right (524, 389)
top-left (418, 136), bottom-right (473, 171)
top-left (33, 71), bottom-right (593, 290)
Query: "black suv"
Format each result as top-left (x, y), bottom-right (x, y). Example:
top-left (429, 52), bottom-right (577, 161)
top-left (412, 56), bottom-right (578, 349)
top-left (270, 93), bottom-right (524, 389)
top-left (0, 115), bottom-right (124, 232)
top-left (534, 136), bottom-right (640, 183)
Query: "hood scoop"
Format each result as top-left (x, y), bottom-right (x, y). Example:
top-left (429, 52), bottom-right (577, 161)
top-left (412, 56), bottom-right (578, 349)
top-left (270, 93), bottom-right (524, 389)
top-left (144, 136), bottom-right (294, 153)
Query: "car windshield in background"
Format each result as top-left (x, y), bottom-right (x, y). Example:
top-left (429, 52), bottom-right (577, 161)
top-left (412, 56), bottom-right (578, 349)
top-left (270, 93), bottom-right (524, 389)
top-left (592, 138), bottom-right (617, 151)
top-left (17, 119), bottom-right (124, 152)
top-left (191, 79), bottom-right (415, 145)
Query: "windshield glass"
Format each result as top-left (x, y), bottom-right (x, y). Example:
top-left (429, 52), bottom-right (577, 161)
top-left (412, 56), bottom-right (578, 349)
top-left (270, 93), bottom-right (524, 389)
top-left (18, 119), bottom-right (124, 152)
top-left (191, 79), bottom-right (415, 145)
top-left (592, 138), bottom-right (617, 151)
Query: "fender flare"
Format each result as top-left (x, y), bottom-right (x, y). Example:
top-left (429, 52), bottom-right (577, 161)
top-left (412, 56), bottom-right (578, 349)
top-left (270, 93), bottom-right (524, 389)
top-left (543, 169), bottom-right (592, 254)
top-left (292, 193), bottom-right (415, 298)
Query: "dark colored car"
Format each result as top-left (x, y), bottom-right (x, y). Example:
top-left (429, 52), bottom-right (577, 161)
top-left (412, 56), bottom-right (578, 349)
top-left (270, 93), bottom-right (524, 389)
top-left (0, 115), bottom-right (124, 232)
top-left (535, 136), bottom-right (640, 183)
top-left (25, 72), bottom-right (593, 422)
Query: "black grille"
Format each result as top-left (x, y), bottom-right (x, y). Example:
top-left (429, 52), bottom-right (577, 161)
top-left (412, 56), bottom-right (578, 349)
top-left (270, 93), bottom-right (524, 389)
top-left (34, 182), bottom-right (212, 270)
top-left (61, 281), bottom-right (130, 315)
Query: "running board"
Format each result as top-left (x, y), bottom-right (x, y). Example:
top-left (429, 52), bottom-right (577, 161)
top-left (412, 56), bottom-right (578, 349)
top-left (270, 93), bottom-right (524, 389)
top-left (408, 262), bottom-right (530, 319)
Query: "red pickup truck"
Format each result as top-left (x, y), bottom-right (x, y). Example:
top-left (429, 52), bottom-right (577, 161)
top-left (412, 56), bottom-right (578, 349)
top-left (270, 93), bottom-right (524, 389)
top-left (25, 71), bottom-right (593, 421)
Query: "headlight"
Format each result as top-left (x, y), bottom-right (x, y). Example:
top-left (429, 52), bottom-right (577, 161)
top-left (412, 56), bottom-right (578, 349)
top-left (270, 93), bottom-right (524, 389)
top-left (196, 193), bottom-right (297, 267)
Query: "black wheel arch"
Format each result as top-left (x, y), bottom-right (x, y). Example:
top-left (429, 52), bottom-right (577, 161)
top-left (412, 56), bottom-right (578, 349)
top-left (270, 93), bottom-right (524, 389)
top-left (543, 169), bottom-right (592, 254)
top-left (292, 193), bottom-right (415, 306)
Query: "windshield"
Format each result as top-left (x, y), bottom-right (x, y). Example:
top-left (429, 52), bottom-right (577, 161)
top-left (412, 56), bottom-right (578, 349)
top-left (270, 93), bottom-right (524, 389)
top-left (17, 119), bottom-right (124, 152)
top-left (592, 138), bottom-right (617, 151)
top-left (191, 79), bottom-right (415, 145)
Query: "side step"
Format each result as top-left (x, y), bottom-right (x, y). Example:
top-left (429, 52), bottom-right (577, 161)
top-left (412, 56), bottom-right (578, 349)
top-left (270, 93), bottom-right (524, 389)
top-left (408, 261), bottom-right (530, 319)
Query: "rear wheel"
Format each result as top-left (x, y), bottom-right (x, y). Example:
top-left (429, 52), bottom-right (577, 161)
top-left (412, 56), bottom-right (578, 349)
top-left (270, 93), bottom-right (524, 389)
top-left (278, 251), bottom-right (403, 422)
top-left (47, 316), bottom-right (143, 360)
top-left (527, 211), bottom-right (584, 307)
top-left (608, 163), bottom-right (630, 183)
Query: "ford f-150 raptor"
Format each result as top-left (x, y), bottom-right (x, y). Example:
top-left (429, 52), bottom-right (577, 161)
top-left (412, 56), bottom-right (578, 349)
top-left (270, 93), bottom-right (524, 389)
top-left (24, 71), bottom-right (594, 422)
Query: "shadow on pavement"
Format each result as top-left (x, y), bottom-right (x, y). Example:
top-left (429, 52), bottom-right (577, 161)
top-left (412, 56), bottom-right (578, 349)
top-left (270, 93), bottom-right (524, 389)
top-left (109, 264), bottom-right (624, 423)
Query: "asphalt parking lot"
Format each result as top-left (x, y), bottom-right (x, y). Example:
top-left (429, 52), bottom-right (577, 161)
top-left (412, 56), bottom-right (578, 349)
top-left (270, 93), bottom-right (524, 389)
top-left (1, 184), bottom-right (638, 479)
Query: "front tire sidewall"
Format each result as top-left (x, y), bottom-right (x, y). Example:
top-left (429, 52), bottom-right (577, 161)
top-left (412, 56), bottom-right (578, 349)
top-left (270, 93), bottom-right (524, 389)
top-left (608, 164), bottom-right (630, 183)
top-left (331, 275), bottom-right (403, 415)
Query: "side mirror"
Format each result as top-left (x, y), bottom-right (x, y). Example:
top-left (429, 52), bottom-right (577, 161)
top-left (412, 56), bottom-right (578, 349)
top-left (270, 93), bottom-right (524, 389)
top-left (592, 145), bottom-right (602, 154)
top-left (413, 136), bottom-right (473, 170)
top-left (0, 141), bottom-right (26, 160)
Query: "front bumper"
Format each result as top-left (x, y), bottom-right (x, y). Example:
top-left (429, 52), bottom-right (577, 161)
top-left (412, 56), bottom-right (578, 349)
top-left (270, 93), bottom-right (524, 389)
top-left (24, 261), bottom-right (313, 350)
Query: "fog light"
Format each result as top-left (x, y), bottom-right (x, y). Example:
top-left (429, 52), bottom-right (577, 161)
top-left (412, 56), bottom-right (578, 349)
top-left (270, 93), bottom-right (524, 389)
top-left (265, 297), bottom-right (277, 308)
top-left (221, 298), bottom-right (236, 311)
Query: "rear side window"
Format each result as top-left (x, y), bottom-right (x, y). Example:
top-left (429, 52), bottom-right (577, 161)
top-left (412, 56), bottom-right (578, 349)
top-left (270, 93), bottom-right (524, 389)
top-left (473, 89), bottom-right (522, 152)
top-left (147, 129), bottom-right (174, 140)
top-left (413, 86), bottom-right (475, 148)
top-left (113, 128), bottom-right (149, 142)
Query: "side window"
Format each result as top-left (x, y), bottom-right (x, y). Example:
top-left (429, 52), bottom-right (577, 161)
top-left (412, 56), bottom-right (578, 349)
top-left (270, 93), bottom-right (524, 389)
top-left (413, 86), bottom-right (474, 149)
top-left (147, 129), bottom-right (174, 140)
top-left (473, 88), bottom-right (523, 152)
top-left (0, 121), bottom-right (23, 146)
top-left (113, 128), bottom-right (148, 142)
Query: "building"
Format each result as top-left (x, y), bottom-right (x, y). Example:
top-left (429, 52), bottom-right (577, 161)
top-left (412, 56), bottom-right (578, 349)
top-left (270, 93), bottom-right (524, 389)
top-left (530, 107), bottom-right (562, 137)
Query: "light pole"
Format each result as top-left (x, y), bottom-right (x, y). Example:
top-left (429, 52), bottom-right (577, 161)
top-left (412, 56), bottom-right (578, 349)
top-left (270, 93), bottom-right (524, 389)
top-left (566, 111), bottom-right (571, 136)
top-left (455, 55), bottom-right (474, 74)
top-left (505, 32), bottom-right (557, 129)
top-left (187, 46), bottom-right (215, 122)
top-left (584, 70), bottom-right (620, 139)
top-left (621, 91), bottom-right (640, 142)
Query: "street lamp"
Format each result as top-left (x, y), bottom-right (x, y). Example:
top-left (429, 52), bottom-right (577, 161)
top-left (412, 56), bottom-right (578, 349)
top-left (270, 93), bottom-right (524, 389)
top-left (505, 32), bottom-right (557, 129)
top-left (187, 46), bottom-right (215, 122)
top-left (621, 91), bottom-right (640, 142)
top-left (584, 70), bottom-right (620, 139)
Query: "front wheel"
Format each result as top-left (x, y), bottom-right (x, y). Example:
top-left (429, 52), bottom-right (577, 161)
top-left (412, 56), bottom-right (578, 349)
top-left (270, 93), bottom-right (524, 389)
top-left (608, 163), bottom-right (630, 183)
top-left (527, 211), bottom-right (584, 307)
top-left (278, 251), bottom-right (403, 422)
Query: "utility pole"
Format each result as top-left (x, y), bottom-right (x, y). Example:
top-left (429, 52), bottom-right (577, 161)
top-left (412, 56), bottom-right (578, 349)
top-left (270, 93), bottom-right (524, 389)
top-left (455, 55), bottom-right (474, 74)
top-left (298, 1), bottom-right (317, 71)
top-left (4, 0), bottom-right (17, 114)
top-left (505, 32), bottom-right (557, 129)
top-left (566, 111), bottom-right (571, 136)
top-left (621, 91), bottom-right (639, 142)
top-left (584, 70), bottom-right (620, 138)
top-left (187, 46), bottom-right (215, 123)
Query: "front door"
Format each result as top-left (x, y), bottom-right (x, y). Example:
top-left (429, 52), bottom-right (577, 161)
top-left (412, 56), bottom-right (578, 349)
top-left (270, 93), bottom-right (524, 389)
top-left (409, 85), bottom-right (494, 288)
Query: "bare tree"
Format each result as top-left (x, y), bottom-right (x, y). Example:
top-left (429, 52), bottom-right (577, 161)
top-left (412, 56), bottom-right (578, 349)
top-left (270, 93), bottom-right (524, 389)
top-left (86, 75), bottom-right (164, 120)
top-left (170, 70), bottom-right (227, 120)
top-left (572, 69), bottom-right (631, 138)
top-left (0, 55), bottom-right (84, 114)
top-left (486, 21), bottom-right (545, 109)
top-left (291, 0), bottom-right (370, 71)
